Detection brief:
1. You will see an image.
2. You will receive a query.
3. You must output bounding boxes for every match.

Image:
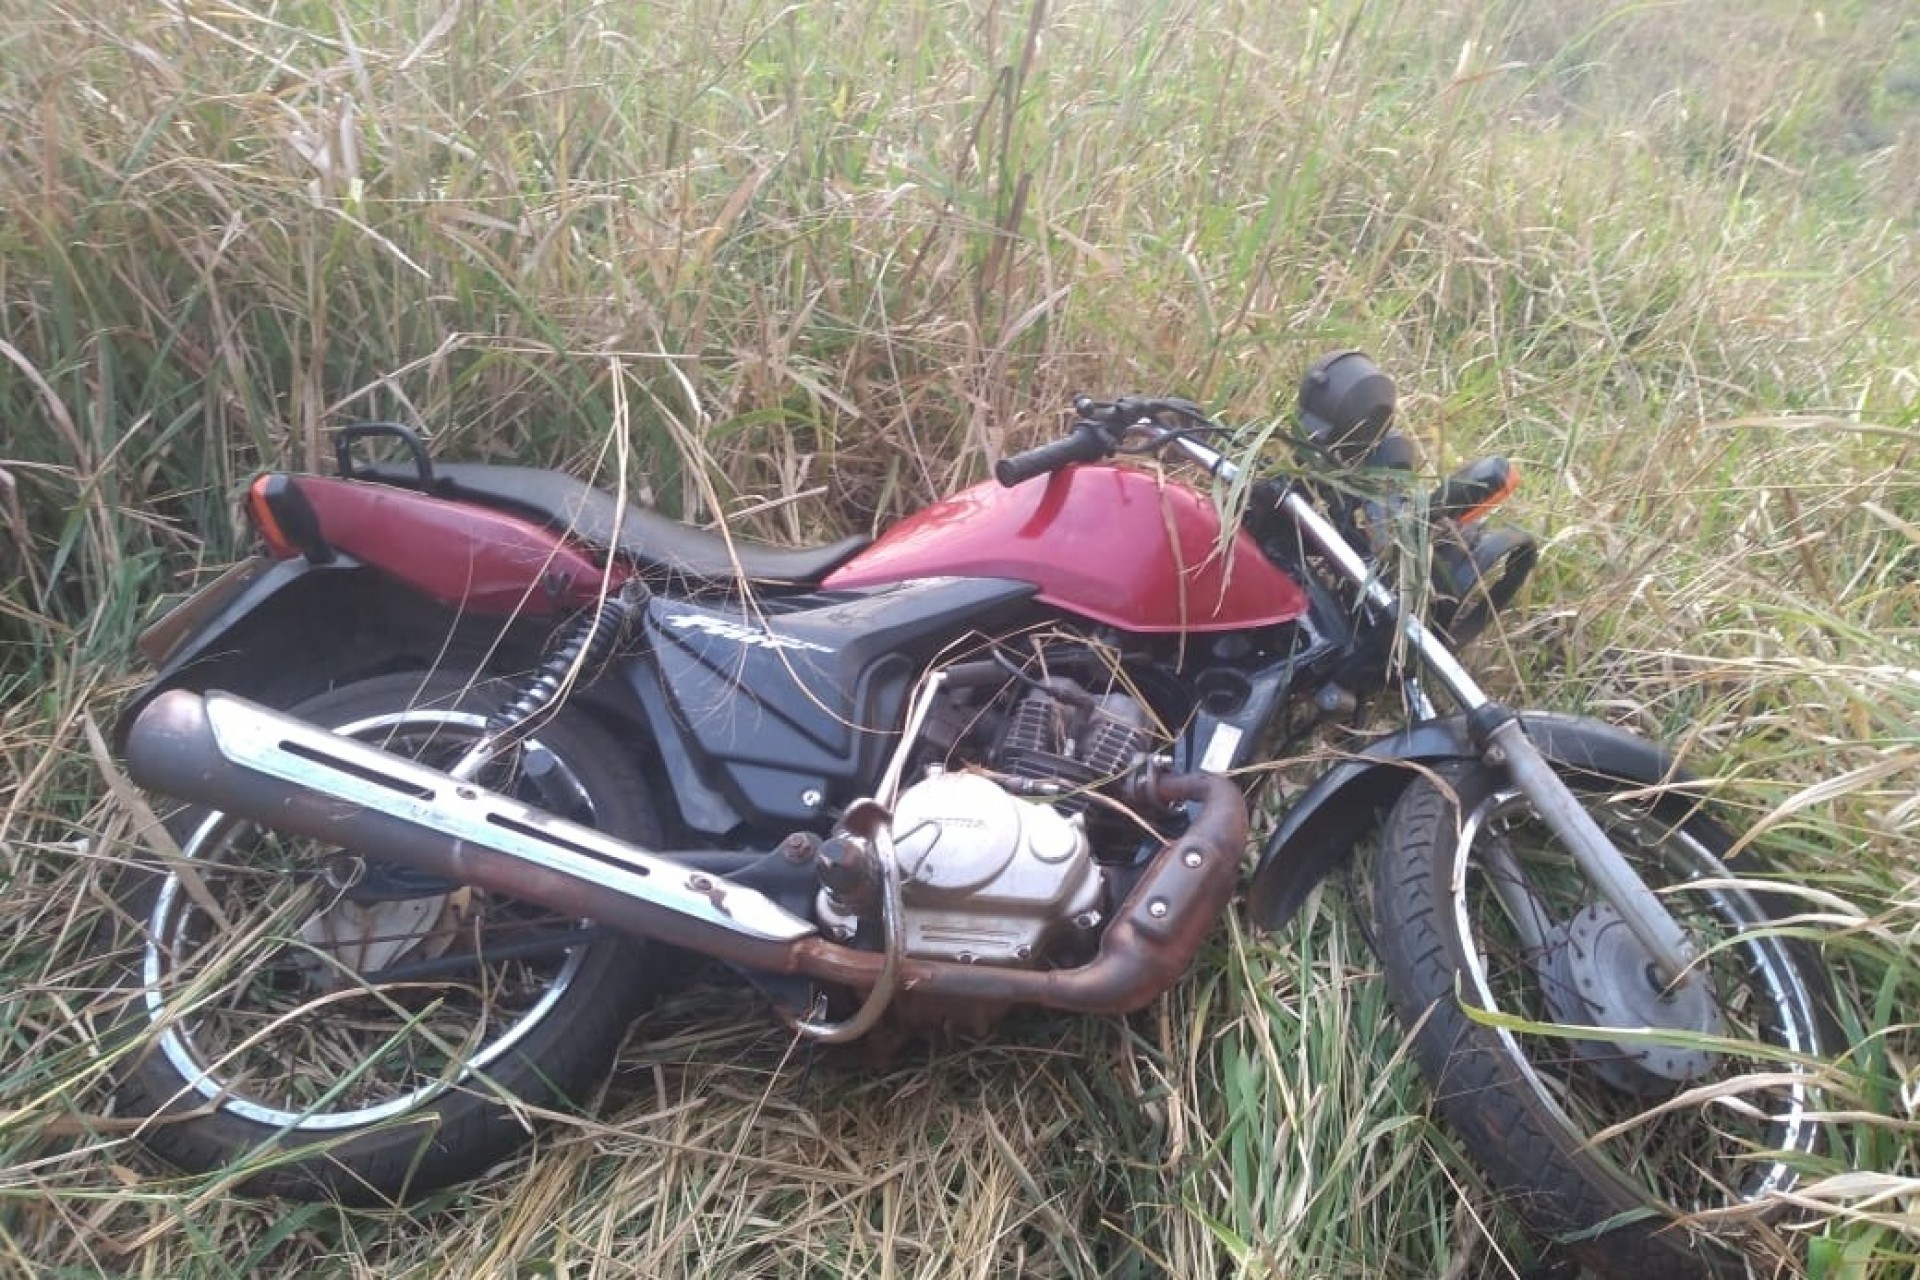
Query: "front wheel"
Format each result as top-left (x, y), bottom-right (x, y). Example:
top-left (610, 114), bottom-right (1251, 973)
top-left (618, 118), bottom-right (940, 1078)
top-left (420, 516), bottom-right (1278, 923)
top-left (1371, 761), bottom-right (1831, 1279)
top-left (115, 671), bottom-right (663, 1201)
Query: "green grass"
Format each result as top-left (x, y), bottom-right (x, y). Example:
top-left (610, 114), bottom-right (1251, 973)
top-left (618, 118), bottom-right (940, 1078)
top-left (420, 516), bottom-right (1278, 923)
top-left (3, 0), bottom-right (1919, 1275)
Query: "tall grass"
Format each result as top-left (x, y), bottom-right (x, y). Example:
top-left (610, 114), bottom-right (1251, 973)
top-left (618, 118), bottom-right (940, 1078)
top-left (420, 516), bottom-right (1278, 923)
top-left (3, 0), bottom-right (1918, 1275)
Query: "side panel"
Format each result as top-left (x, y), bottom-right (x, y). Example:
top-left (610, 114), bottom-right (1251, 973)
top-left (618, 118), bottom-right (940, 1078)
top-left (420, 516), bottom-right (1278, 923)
top-left (822, 466), bottom-right (1307, 633)
top-left (636, 577), bottom-right (1040, 832)
top-left (291, 475), bottom-right (621, 612)
top-left (1244, 714), bottom-right (1690, 931)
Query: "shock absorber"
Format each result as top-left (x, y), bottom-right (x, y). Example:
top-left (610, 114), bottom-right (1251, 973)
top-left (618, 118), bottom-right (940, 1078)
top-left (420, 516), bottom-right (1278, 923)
top-left (446, 580), bottom-right (650, 784)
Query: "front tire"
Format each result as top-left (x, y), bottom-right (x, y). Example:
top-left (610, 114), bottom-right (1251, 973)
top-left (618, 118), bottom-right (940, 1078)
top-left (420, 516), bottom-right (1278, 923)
top-left (115, 671), bottom-right (662, 1201)
top-left (1371, 761), bottom-right (1831, 1279)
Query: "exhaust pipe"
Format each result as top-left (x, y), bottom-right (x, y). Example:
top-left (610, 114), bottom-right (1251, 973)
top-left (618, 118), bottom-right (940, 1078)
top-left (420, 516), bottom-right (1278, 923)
top-left (125, 689), bottom-right (1250, 1021)
top-left (123, 690), bottom-right (816, 968)
top-left (782, 768), bottom-right (1249, 1018)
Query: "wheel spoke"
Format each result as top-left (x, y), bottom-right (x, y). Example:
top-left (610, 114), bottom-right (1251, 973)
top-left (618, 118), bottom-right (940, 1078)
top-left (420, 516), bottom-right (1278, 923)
top-left (143, 705), bottom-right (592, 1129)
top-left (1455, 788), bottom-right (1821, 1209)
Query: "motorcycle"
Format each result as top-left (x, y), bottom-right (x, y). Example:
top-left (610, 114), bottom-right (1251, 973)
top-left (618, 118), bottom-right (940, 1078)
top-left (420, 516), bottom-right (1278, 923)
top-left (112, 352), bottom-right (1831, 1278)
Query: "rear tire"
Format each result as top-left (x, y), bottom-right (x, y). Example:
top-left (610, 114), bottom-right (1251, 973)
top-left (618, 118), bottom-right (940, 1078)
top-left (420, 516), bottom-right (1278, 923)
top-left (1370, 762), bottom-right (1831, 1279)
top-left (115, 671), bottom-right (661, 1202)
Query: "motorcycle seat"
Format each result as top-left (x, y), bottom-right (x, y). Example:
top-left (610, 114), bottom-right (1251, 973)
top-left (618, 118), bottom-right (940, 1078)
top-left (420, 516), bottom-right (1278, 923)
top-left (360, 462), bottom-right (870, 588)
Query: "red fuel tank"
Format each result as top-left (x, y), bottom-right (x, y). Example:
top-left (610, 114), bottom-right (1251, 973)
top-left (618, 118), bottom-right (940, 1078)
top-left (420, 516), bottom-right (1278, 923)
top-left (822, 466), bottom-right (1307, 634)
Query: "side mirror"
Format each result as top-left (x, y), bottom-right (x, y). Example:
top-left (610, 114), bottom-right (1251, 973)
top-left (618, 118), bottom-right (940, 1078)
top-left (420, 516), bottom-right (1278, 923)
top-left (1298, 350), bottom-right (1397, 464)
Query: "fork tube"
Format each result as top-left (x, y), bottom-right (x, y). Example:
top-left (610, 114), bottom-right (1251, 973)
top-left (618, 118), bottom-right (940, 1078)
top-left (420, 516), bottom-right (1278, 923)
top-left (1275, 489), bottom-right (1495, 711)
top-left (1162, 429), bottom-right (1497, 711)
top-left (1481, 714), bottom-right (1699, 983)
top-left (1274, 484), bottom-right (1700, 984)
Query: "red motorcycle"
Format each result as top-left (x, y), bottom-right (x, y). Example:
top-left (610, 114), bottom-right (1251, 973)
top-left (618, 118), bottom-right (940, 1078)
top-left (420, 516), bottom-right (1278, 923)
top-left (115, 353), bottom-right (1830, 1278)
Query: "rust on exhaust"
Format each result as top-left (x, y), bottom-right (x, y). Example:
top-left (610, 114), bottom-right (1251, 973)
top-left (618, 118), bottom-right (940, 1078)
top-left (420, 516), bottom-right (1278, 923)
top-left (125, 689), bottom-right (1249, 1023)
top-left (782, 770), bottom-right (1248, 1017)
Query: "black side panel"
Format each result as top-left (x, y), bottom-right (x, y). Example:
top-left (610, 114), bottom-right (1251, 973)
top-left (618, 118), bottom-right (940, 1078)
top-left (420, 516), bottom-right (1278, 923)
top-left (636, 578), bottom-right (1040, 830)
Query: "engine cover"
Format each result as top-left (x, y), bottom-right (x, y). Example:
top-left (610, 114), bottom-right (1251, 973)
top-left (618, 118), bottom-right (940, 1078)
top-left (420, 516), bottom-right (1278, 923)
top-left (821, 771), bottom-right (1104, 965)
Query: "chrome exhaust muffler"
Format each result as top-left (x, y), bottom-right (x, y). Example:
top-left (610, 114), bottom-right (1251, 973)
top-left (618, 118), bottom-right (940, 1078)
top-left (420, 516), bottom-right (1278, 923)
top-left (123, 689), bottom-right (1253, 1021)
top-left (122, 690), bottom-right (816, 967)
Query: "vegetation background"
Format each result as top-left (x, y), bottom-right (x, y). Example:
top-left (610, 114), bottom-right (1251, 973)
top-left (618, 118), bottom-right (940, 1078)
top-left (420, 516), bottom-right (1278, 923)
top-left (2, 0), bottom-right (1917, 1275)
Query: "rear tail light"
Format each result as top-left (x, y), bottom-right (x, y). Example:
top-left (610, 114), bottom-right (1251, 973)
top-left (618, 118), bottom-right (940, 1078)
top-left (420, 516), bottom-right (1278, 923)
top-left (245, 475), bottom-right (332, 563)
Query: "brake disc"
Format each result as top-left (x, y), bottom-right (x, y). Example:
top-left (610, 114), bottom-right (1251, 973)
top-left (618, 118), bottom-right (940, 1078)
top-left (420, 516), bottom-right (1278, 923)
top-left (1542, 901), bottom-right (1724, 1096)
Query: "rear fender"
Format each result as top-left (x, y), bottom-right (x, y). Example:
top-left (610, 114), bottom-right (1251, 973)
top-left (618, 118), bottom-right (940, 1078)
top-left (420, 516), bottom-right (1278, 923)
top-left (113, 555), bottom-right (573, 750)
top-left (117, 476), bottom-right (630, 748)
top-left (116, 557), bottom-right (403, 747)
top-left (1244, 713), bottom-right (1690, 931)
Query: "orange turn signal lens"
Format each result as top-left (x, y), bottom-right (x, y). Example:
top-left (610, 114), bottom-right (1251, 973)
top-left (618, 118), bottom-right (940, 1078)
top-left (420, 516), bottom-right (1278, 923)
top-left (1458, 463), bottom-right (1521, 525)
top-left (246, 475), bottom-right (302, 559)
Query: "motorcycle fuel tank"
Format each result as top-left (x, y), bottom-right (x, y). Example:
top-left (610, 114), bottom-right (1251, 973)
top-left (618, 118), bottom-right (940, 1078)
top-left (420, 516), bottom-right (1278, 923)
top-left (822, 465), bottom-right (1307, 633)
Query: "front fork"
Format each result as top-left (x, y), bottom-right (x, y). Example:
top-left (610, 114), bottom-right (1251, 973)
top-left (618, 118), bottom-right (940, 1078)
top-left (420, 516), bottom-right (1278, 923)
top-left (1474, 712), bottom-right (1699, 984)
top-left (1146, 425), bottom-right (1703, 988)
top-left (1155, 424), bottom-right (1703, 987)
top-left (1279, 488), bottom-right (1702, 987)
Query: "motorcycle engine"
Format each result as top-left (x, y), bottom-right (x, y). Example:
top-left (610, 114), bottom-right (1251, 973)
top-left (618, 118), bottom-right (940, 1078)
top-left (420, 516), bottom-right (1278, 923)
top-left (817, 679), bottom-right (1154, 967)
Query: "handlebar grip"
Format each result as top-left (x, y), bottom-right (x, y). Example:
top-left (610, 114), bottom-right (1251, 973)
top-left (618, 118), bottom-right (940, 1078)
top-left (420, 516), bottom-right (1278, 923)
top-left (994, 423), bottom-right (1114, 487)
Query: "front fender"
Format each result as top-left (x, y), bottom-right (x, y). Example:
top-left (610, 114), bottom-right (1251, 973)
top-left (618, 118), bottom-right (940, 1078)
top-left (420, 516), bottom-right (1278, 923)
top-left (1244, 713), bottom-right (1691, 931)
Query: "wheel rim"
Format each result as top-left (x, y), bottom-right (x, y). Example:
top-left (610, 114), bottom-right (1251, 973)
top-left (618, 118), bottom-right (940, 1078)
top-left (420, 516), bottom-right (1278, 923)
top-left (143, 708), bottom-right (590, 1130)
top-left (1448, 786), bottom-right (1823, 1211)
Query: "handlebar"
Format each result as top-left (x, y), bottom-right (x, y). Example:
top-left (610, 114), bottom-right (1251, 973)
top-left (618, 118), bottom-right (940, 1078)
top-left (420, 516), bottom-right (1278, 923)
top-left (995, 395), bottom-right (1230, 488)
top-left (994, 421), bottom-right (1118, 487)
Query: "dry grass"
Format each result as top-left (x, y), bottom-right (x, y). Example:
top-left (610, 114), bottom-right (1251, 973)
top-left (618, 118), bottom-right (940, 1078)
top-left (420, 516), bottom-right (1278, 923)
top-left (3, 0), bottom-right (1919, 1275)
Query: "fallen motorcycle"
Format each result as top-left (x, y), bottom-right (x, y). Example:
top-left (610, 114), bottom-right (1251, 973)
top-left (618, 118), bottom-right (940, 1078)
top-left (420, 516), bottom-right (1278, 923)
top-left (112, 353), bottom-right (1830, 1278)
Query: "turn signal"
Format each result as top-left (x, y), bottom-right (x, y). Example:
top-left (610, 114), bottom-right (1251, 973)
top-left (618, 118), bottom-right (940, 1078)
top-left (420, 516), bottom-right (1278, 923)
top-left (1431, 458), bottom-right (1520, 526)
top-left (245, 475), bottom-right (332, 563)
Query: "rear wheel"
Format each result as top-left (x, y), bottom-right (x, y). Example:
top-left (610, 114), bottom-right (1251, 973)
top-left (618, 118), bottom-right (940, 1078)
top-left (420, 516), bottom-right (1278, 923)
top-left (1371, 762), bottom-right (1830, 1279)
top-left (116, 671), bottom-right (661, 1201)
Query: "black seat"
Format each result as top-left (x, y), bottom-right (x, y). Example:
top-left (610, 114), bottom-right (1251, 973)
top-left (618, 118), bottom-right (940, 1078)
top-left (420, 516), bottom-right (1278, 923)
top-left (361, 462), bottom-right (869, 588)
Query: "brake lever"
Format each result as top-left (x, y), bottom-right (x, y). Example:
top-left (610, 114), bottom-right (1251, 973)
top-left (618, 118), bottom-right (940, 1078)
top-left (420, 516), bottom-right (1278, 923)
top-left (1075, 394), bottom-right (1218, 428)
top-left (1068, 395), bottom-right (1231, 459)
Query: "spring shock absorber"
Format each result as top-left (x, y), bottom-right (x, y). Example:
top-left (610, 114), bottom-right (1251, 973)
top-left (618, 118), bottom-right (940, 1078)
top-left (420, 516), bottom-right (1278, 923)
top-left (446, 580), bottom-right (651, 784)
